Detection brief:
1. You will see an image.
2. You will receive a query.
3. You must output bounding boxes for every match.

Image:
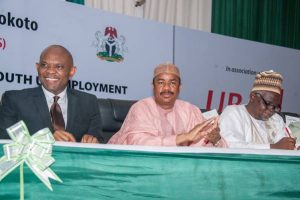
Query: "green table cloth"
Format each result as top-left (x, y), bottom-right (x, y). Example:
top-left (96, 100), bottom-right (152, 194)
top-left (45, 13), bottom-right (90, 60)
top-left (0, 142), bottom-right (299, 200)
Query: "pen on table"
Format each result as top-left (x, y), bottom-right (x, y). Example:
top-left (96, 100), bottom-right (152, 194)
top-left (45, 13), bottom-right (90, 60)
top-left (285, 126), bottom-right (298, 150)
top-left (285, 127), bottom-right (292, 138)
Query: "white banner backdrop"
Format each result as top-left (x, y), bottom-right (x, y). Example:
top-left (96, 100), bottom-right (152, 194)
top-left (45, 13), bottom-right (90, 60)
top-left (0, 0), bottom-right (173, 100)
top-left (174, 28), bottom-right (300, 112)
top-left (1, 0), bottom-right (300, 113)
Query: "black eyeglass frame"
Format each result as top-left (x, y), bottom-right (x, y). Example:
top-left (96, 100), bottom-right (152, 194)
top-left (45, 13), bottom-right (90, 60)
top-left (255, 92), bottom-right (281, 112)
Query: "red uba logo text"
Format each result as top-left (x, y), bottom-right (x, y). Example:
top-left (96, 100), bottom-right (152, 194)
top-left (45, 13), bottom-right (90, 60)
top-left (206, 89), bottom-right (284, 113)
top-left (206, 90), bottom-right (242, 113)
top-left (0, 38), bottom-right (6, 50)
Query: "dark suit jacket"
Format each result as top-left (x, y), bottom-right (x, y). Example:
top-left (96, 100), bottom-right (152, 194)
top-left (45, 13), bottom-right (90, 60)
top-left (0, 87), bottom-right (103, 142)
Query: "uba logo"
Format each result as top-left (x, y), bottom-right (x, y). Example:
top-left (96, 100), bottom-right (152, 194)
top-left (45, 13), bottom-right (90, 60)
top-left (0, 37), bottom-right (6, 50)
top-left (205, 89), bottom-right (284, 113)
top-left (93, 26), bottom-right (128, 62)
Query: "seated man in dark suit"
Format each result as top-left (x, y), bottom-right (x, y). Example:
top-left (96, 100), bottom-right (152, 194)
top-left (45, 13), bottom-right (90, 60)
top-left (0, 45), bottom-right (103, 143)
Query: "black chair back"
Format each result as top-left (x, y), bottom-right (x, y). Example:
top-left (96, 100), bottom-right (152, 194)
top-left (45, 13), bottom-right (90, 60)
top-left (98, 98), bottom-right (136, 143)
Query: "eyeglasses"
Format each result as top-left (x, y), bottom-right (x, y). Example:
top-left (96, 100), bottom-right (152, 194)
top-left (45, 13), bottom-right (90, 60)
top-left (255, 93), bottom-right (280, 112)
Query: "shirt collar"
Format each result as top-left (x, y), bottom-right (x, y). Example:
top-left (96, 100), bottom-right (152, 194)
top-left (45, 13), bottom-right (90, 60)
top-left (42, 86), bottom-right (67, 103)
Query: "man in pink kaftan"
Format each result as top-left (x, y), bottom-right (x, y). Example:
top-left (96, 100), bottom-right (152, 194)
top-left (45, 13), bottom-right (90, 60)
top-left (108, 63), bottom-right (226, 147)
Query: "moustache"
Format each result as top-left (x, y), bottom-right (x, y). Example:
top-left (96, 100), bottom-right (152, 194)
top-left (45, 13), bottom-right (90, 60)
top-left (160, 91), bottom-right (174, 95)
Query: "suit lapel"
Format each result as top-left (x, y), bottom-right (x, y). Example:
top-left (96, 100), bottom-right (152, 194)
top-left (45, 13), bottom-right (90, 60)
top-left (33, 87), bottom-right (53, 132)
top-left (66, 89), bottom-right (77, 131)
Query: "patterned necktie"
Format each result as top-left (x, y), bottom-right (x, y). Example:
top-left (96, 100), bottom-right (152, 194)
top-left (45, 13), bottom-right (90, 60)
top-left (50, 96), bottom-right (65, 131)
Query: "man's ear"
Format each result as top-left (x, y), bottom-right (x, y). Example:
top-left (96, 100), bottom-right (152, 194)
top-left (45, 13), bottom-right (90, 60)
top-left (152, 78), bottom-right (155, 89)
top-left (69, 66), bottom-right (77, 78)
top-left (249, 92), bottom-right (256, 102)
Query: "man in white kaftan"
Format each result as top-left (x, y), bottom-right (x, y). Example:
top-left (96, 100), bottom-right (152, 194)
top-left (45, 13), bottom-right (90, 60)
top-left (220, 105), bottom-right (288, 149)
top-left (219, 70), bottom-right (297, 150)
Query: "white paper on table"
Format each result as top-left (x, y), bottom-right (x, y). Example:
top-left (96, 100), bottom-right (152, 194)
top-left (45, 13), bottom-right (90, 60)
top-left (285, 115), bottom-right (300, 126)
top-left (202, 109), bottom-right (219, 120)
